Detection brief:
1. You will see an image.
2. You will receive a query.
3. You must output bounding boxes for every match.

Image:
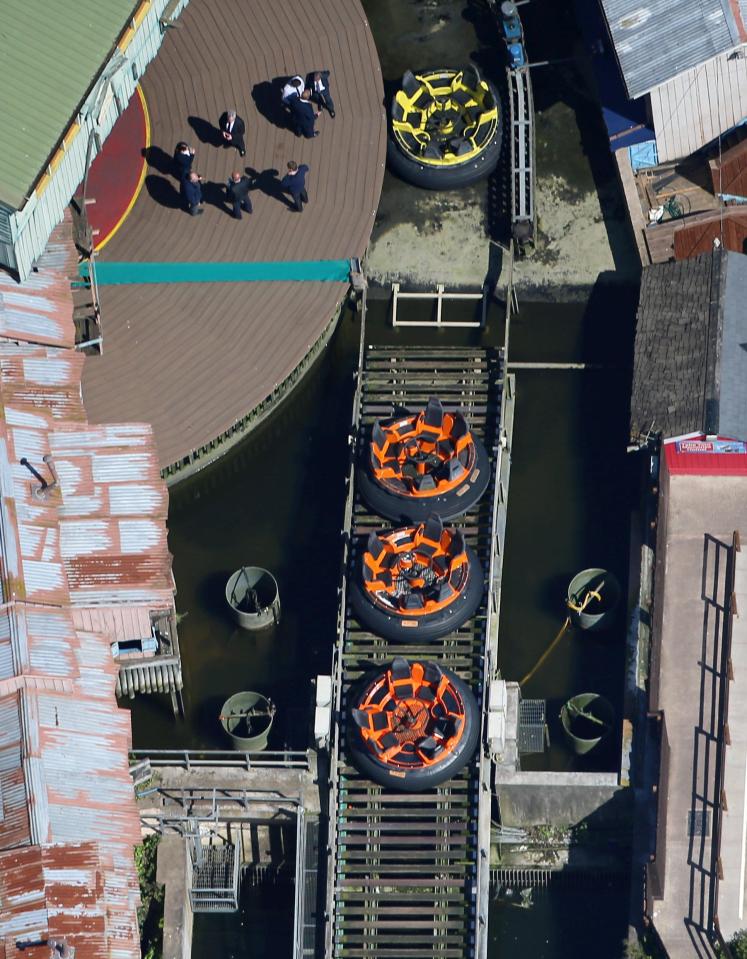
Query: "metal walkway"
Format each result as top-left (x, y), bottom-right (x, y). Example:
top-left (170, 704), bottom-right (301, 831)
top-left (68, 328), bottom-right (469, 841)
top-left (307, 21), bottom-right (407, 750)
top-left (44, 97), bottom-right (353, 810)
top-left (324, 343), bottom-right (513, 959)
top-left (508, 65), bottom-right (536, 252)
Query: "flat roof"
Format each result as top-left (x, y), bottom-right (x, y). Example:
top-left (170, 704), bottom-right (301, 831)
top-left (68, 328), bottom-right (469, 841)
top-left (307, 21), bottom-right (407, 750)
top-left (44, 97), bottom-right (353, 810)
top-left (0, 0), bottom-right (138, 210)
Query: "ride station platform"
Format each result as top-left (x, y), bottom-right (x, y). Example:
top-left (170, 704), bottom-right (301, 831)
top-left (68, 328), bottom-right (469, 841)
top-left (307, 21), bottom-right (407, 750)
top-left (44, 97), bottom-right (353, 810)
top-left (323, 338), bottom-right (515, 959)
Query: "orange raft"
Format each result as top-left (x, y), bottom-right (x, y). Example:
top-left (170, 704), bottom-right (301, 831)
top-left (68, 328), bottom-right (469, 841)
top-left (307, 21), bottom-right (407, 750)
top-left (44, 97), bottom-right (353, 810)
top-left (349, 513), bottom-right (483, 642)
top-left (347, 656), bottom-right (479, 790)
top-left (358, 396), bottom-right (490, 522)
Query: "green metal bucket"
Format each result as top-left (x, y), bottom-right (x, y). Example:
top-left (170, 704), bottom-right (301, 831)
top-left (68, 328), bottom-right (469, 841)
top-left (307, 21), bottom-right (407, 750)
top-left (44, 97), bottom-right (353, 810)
top-left (220, 691), bottom-right (275, 751)
top-left (566, 568), bottom-right (620, 632)
top-left (560, 693), bottom-right (614, 755)
top-left (225, 566), bottom-right (281, 631)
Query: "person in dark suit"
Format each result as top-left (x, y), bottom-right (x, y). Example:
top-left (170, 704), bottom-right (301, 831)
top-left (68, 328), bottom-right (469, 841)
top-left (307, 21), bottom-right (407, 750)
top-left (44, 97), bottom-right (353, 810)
top-left (180, 171), bottom-right (204, 215)
top-left (226, 171), bottom-right (253, 219)
top-left (289, 92), bottom-right (318, 139)
top-left (307, 71), bottom-right (335, 118)
top-left (280, 160), bottom-right (309, 212)
top-left (173, 142), bottom-right (195, 178)
top-left (219, 110), bottom-right (246, 156)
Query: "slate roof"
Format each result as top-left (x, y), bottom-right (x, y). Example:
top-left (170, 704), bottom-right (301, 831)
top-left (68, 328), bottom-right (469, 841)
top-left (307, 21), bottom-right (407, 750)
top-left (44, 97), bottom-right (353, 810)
top-left (599, 0), bottom-right (747, 99)
top-left (630, 249), bottom-right (747, 441)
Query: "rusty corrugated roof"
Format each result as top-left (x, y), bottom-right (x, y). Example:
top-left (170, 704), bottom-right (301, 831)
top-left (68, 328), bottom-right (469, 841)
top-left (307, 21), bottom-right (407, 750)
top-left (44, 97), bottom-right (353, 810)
top-left (0, 843), bottom-right (139, 959)
top-left (0, 210), bottom-right (176, 958)
top-left (0, 217), bottom-right (77, 347)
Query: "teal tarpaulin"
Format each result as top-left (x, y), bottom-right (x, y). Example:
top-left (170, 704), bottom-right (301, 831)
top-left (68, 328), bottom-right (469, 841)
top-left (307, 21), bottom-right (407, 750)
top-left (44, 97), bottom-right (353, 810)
top-left (78, 259), bottom-right (351, 284)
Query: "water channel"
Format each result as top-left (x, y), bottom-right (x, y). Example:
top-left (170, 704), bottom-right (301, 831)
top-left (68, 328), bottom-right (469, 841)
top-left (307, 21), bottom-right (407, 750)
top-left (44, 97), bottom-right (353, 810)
top-left (130, 0), bottom-right (641, 952)
top-left (131, 286), bottom-right (637, 958)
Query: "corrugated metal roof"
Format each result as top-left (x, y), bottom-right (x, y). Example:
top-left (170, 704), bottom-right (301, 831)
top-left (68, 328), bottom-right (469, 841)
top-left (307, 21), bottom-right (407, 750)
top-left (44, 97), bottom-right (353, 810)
top-left (0, 212), bottom-right (176, 959)
top-left (600, 0), bottom-right (746, 98)
top-left (0, 0), bottom-right (140, 210)
top-left (0, 221), bottom-right (77, 348)
top-left (0, 843), bottom-right (139, 959)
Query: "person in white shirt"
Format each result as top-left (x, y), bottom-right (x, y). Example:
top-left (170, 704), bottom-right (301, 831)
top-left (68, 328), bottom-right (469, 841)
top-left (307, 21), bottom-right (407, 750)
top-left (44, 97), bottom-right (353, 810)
top-left (307, 70), bottom-right (335, 118)
top-left (281, 76), bottom-right (305, 103)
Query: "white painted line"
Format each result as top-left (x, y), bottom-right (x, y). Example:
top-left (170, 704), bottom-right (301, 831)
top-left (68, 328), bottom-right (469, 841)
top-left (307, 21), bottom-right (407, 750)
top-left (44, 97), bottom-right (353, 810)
top-left (739, 752), bottom-right (747, 921)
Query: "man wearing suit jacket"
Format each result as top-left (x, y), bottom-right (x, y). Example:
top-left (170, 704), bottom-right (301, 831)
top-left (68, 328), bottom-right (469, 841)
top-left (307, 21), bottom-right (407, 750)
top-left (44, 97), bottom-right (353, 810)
top-left (280, 161), bottom-right (309, 212)
top-left (289, 92), bottom-right (318, 139)
top-left (180, 171), bottom-right (204, 216)
top-left (307, 70), bottom-right (335, 118)
top-left (226, 171), bottom-right (253, 219)
top-left (219, 109), bottom-right (246, 156)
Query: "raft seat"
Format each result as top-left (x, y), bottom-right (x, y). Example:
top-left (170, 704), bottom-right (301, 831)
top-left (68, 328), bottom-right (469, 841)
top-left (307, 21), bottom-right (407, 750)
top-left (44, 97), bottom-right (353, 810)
top-left (418, 736), bottom-right (440, 759)
top-left (391, 657), bottom-right (411, 681)
top-left (451, 138), bottom-right (472, 157)
top-left (379, 732), bottom-right (399, 750)
top-left (451, 88), bottom-right (473, 107)
top-left (415, 473), bottom-right (438, 492)
top-left (370, 711), bottom-right (390, 732)
top-left (462, 66), bottom-right (480, 89)
top-left (402, 70), bottom-right (420, 97)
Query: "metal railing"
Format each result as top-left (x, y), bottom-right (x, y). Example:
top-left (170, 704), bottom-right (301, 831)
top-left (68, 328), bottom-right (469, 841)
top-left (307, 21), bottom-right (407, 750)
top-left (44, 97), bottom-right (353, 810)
top-left (130, 748), bottom-right (310, 769)
top-left (711, 530), bottom-right (740, 955)
top-left (323, 288), bottom-right (367, 959)
top-left (391, 282), bottom-right (487, 327)
top-left (293, 809), bottom-right (320, 959)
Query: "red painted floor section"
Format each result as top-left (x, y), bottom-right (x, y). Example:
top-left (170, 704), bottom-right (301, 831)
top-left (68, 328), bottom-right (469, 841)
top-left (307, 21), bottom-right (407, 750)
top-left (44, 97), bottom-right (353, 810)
top-left (78, 88), bottom-right (148, 251)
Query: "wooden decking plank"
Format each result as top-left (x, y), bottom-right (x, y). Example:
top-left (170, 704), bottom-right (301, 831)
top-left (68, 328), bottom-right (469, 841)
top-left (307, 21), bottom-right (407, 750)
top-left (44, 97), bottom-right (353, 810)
top-left (82, 0), bottom-right (385, 470)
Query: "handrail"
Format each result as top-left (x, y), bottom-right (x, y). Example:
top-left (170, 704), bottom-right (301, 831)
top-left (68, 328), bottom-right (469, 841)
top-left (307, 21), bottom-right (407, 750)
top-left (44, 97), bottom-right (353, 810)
top-left (293, 807), bottom-right (307, 959)
top-left (710, 529), bottom-right (740, 955)
top-left (324, 289), bottom-right (367, 958)
top-left (130, 749), bottom-right (310, 769)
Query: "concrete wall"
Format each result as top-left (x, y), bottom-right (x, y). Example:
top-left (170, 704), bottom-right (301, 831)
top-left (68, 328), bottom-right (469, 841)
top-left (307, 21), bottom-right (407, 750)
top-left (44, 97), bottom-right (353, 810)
top-left (496, 770), bottom-right (630, 828)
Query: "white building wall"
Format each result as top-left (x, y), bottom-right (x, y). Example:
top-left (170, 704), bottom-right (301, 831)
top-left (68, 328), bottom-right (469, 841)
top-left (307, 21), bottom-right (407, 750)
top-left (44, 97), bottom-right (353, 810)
top-left (650, 46), bottom-right (747, 163)
top-left (4, 0), bottom-right (190, 282)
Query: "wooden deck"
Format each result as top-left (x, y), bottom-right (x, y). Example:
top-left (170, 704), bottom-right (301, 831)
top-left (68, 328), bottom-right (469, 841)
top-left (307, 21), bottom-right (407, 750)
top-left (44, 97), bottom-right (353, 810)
top-left (81, 0), bottom-right (385, 474)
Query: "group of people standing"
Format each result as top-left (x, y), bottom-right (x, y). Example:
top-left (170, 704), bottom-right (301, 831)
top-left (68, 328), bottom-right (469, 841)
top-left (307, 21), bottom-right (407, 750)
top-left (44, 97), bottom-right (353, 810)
top-left (281, 70), bottom-right (335, 138)
top-left (172, 70), bottom-right (333, 219)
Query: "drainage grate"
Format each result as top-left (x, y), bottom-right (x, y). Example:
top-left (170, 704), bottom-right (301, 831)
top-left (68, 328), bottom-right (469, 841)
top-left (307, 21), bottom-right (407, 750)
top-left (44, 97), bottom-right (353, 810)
top-left (688, 809), bottom-right (711, 837)
top-left (518, 699), bottom-right (546, 754)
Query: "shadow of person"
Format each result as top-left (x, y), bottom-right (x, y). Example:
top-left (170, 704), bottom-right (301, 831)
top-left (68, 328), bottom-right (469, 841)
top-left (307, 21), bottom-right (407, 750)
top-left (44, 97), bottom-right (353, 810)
top-left (201, 179), bottom-right (231, 214)
top-left (245, 166), bottom-right (294, 209)
top-left (252, 78), bottom-right (295, 130)
top-left (145, 174), bottom-right (181, 209)
top-left (188, 115), bottom-right (222, 146)
top-left (143, 145), bottom-right (175, 176)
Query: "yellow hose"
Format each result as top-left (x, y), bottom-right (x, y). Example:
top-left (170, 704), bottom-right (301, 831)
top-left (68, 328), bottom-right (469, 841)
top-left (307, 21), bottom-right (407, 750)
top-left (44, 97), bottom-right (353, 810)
top-left (519, 581), bottom-right (605, 687)
top-left (519, 616), bottom-right (571, 687)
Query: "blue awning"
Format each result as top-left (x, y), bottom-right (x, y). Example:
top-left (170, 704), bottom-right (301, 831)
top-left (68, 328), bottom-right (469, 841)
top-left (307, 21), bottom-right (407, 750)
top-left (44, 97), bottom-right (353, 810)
top-left (573, 0), bottom-right (655, 151)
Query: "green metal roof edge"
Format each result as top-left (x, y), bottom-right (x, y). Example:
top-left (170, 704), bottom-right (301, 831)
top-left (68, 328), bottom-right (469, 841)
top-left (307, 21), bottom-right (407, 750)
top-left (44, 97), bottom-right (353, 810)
top-left (0, 0), bottom-right (142, 210)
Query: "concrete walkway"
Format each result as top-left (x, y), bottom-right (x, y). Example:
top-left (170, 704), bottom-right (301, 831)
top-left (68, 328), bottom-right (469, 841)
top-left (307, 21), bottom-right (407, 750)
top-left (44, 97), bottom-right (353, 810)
top-left (651, 474), bottom-right (747, 957)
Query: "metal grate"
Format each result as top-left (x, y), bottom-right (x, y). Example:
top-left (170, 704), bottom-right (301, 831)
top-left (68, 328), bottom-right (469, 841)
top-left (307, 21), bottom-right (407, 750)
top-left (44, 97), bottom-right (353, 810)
top-left (189, 840), bottom-right (240, 913)
top-left (518, 698), bottom-right (547, 754)
top-left (688, 809), bottom-right (711, 837)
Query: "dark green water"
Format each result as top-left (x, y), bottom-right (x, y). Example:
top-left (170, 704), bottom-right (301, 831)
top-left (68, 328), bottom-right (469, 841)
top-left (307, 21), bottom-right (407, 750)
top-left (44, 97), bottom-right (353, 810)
top-left (130, 0), bottom-right (642, 948)
top-left (130, 286), bottom-right (637, 957)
